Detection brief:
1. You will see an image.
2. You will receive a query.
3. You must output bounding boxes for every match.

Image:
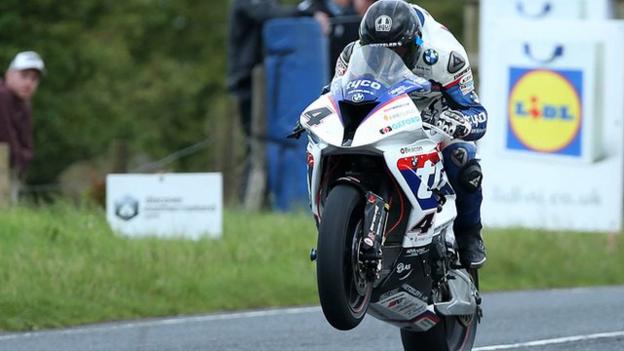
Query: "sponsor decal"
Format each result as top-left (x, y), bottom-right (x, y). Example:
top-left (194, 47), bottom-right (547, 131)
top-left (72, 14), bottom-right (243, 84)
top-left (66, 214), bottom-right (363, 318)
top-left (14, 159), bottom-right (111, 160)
top-left (379, 288), bottom-right (400, 301)
top-left (396, 118), bottom-right (419, 128)
top-left (390, 85), bottom-right (410, 96)
top-left (416, 64), bottom-right (432, 71)
top-left (397, 151), bottom-right (442, 210)
top-left (379, 117), bottom-right (419, 135)
top-left (335, 59), bottom-right (347, 77)
top-left (400, 145), bottom-right (424, 154)
top-left (401, 284), bottom-right (426, 300)
top-left (396, 262), bottom-right (411, 274)
top-left (380, 126), bottom-right (393, 135)
top-left (507, 68), bottom-right (582, 156)
top-left (423, 49), bottom-right (439, 65)
top-left (115, 195), bottom-right (139, 221)
top-left (384, 102), bottom-right (412, 112)
top-left (404, 247), bottom-right (428, 257)
top-left (346, 79), bottom-right (382, 90)
top-left (453, 66), bottom-right (471, 80)
top-left (377, 292), bottom-right (428, 320)
top-left (352, 92), bottom-right (365, 102)
top-left (383, 103), bottom-right (414, 121)
top-left (384, 111), bottom-right (411, 121)
top-left (468, 112), bottom-right (487, 125)
top-left (375, 15), bottom-right (393, 32)
top-left (413, 313), bottom-right (440, 331)
top-left (459, 72), bottom-right (474, 95)
top-left (447, 51), bottom-right (466, 74)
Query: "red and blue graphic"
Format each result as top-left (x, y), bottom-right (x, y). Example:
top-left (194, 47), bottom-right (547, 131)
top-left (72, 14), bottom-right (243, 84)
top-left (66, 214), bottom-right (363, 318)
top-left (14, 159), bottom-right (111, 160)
top-left (507, 68), bottom-right (583, 156)
top-left (397, 151), bottom-right (441, 210)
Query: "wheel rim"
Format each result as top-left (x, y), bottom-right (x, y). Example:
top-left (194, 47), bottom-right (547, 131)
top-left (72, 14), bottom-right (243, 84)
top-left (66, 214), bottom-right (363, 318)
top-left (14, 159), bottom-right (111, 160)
top-left (345, 220), bottom-right (372, 316)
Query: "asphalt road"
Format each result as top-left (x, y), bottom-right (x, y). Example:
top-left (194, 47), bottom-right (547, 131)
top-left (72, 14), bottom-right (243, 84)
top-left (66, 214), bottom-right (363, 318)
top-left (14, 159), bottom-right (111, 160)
top-left (1, 285), bottom-right (623, 351)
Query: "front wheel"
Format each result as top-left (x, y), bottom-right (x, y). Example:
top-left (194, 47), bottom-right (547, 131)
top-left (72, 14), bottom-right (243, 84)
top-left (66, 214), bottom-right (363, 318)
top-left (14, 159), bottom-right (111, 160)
top-left (316, 184), bottom-right (372, 331)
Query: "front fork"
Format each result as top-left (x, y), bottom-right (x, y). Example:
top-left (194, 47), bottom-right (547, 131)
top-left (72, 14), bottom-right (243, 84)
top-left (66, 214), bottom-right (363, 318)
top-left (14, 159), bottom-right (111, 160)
top-left (360, 191), bottom-right (389, 281)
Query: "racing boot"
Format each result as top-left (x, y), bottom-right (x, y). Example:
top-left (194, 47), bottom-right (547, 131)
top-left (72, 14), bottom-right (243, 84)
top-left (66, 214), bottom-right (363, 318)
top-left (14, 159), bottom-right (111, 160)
top-left (455, 225), bottom-right (486, 269)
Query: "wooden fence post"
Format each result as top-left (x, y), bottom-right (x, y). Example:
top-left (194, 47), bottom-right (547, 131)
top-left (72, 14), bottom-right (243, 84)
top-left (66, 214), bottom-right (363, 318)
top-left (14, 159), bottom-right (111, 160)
top-left (0, 143), bottom-right (10, 207)
top-left (464, 0), bottom-right (480, 72)
top-left (244, 65), bottom-right (267, 211)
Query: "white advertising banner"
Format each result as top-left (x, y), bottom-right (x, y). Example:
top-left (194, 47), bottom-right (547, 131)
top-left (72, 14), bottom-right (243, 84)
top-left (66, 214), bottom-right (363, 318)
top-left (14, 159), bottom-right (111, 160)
top-left (478, 20), bottom-right (624, 231)
top-left (106, 173), bottom-right (223, 239)
top-left (480, 0), bottom-right (614, 23)
top-left (479, 0), bottom-right (614, 115)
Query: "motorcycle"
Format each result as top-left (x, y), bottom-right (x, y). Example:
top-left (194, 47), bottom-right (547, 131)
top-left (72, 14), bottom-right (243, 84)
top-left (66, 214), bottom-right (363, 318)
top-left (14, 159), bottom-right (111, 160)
top-left (294, 45), bottom-right (482, 350)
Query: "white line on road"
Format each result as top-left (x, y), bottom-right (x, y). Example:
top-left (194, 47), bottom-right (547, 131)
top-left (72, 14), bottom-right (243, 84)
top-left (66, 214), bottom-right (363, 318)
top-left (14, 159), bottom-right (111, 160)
top-left (0, 306), bottom-right (321, 341)
top-left (1, 305), bottom-right (623, 350)
top-left (474, 331), bottom-right (624, 350)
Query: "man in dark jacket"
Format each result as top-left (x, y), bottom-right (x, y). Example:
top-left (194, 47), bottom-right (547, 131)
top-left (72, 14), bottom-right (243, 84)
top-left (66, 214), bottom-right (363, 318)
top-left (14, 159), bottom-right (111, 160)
top-left (227, 0), bottom-right (329, 202)
top-left (227, 0), bottom-right (330, 137)
top-left (229, 1), bottom-right (294, 135)
top-left (0, 51), bottom-right (45, 202)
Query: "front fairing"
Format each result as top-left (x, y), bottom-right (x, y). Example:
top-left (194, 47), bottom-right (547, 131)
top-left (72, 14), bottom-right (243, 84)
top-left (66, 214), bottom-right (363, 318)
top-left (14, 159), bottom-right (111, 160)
top-left (300, 46), bottom-right (432, 148)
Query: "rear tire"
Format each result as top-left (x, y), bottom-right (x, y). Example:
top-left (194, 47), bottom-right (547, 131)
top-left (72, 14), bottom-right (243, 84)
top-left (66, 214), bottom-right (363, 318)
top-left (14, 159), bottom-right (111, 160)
top-left (316, 184), bottom-right (372, 330)
top-left (400, 270), bottom-right (480, 351)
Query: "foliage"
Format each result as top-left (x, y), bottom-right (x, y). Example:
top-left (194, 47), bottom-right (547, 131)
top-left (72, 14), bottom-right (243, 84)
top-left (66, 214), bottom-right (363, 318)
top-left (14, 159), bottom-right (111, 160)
top-left (0, 0), bottom-right (229, 186)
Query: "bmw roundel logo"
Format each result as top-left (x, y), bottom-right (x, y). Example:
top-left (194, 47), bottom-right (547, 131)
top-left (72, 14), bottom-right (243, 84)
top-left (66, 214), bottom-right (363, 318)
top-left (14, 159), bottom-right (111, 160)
top-left (423, 49), bottom-right (439, 65)
top-left (352, 93), bottom-right (365, 102)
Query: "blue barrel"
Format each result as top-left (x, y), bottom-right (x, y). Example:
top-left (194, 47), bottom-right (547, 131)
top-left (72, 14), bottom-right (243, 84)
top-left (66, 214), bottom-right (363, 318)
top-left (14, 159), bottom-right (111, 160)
top-left (263, 18), bottom-right (329, 211)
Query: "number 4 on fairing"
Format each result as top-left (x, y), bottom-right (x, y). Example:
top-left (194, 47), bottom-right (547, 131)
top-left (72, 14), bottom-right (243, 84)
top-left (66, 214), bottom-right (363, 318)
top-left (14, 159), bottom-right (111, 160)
top-left (410, 213), bottom-right (435, 233)
top-left (304, 107), bottom-right (332, 126)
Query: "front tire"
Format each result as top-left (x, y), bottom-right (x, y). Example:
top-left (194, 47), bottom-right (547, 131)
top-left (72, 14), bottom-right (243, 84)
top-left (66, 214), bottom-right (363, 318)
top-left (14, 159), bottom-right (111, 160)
top-left (316, 184), bottom-right (372, 330)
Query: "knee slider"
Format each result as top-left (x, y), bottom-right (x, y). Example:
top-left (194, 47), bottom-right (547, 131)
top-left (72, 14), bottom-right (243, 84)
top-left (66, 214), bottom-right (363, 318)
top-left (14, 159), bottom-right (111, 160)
top-left (459, 159), bottom-right (483, 193)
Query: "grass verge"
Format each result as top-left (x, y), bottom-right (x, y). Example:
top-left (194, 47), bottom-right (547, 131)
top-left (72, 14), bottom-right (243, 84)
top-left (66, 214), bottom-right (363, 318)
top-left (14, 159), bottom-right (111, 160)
top-left (0, 203), bottom-right (622, 331)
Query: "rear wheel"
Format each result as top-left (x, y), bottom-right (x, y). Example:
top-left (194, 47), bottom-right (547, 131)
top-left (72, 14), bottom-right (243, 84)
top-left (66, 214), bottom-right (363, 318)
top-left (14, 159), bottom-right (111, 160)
top-left (400, 270), bottom-right (479, 351)
top-left (316, 184), bottom-right (372, 330)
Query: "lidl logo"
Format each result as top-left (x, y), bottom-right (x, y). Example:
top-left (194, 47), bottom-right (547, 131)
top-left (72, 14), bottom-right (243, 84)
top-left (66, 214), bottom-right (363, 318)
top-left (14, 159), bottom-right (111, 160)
top-left (507, 68), bottom-right (583, 156)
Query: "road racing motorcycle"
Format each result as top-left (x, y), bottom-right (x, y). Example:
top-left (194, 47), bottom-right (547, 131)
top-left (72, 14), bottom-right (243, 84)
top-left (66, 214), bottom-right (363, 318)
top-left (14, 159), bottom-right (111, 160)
top-left (292, 45), bottom-right (482, 351)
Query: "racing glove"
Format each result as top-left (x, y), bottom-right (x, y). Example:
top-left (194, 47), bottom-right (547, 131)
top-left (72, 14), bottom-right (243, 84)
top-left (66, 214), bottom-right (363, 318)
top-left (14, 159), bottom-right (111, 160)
top-left (434, 109), bottom-right (472, 139)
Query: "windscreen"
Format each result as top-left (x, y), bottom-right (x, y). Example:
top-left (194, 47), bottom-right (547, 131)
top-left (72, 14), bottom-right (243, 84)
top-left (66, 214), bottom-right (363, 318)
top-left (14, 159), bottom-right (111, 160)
top-left (330, 45), bottom-right (430, 103)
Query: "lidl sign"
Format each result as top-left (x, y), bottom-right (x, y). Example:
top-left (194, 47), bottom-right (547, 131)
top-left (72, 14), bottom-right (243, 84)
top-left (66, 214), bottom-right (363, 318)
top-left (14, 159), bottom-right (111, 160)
top-left (506, 68), bottom-right (583, 156)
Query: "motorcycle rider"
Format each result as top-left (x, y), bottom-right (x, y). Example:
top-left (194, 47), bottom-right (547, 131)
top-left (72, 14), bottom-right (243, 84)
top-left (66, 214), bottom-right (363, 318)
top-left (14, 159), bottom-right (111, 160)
top-left (333, 0), bottom-right (487, 268)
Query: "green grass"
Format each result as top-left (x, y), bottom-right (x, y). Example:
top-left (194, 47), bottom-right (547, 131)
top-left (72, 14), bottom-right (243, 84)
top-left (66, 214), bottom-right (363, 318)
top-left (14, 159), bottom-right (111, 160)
top-left (0, 203), bottom-right (622, 331)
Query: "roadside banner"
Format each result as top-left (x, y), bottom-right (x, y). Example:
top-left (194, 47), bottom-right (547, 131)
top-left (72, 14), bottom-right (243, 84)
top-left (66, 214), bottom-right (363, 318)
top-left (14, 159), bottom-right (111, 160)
top-left (478, 0), bottom-right (624, 231)
top-left (478, 20), bottom-right (624, 231)
top-left (106, 173), bottom-right (223, 239)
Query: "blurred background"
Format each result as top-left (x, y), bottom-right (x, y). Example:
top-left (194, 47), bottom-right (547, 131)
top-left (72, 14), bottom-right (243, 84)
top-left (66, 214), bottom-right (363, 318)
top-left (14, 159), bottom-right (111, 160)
top-left (0, 0), bottom-right (468, 206)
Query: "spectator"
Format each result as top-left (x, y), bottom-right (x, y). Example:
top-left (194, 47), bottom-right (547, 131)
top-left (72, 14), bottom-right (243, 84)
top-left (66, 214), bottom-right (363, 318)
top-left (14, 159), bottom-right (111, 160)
top-left (0, 51), bottom-right (45, 202)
